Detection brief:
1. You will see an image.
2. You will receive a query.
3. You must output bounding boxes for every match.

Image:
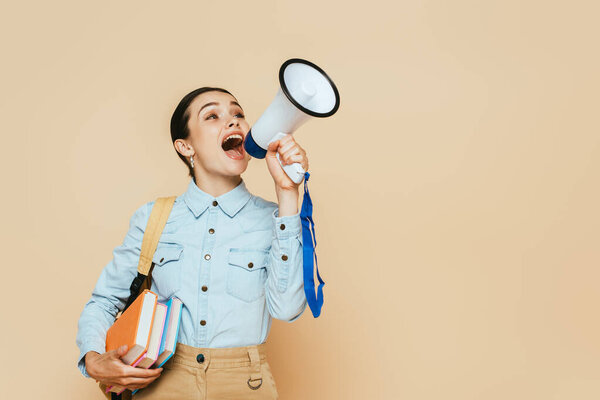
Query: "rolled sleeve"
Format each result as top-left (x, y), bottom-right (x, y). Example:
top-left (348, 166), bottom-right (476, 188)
top-left (75, 202), bottom-right (150, 378)
top-left (265, 208), bottom-right (307, 322)
top-left (77, 340), bottom-right (106, 378)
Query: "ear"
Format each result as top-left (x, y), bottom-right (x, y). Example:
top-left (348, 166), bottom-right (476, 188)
top-left (174, 139), bottom-right (194, 158)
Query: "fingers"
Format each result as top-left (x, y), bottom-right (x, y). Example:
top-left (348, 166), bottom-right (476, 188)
top-left (280, 146), bottom-right (305, 161)
top-left (278, 136), bottom-right (304, 155)
top-left (115, 366), bottom-right (163, 390)
top-left (121, 365), bottom-right (163, 379)
top-left (114, 375), bottom-right (161, 390)
top-left (268, 136), bottom-right (304, 155)
top-left (102, 366), bottom-right (162, 390)
top-left (277, 139), bottom-right (297, 155)
top-left (279, 143), bottom-right (307, 168)
top-left (266, 140), bottom-right (280, 157)
top-left (104, 345), bottom-right (128, 363)
top-left (281, 154), bottom-right (308, 171)
top-left (115, 345), bottom-right (129, 358)
top-left (266, 136), bottom-right (309, 176)
top-left (277, 133), bottom-right (294, 147)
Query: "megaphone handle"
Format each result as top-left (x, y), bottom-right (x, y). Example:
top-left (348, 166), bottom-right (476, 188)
top-left (276, 152), bottom-right (305, 184)
top-left (270, 132), bottom-right (305, 184)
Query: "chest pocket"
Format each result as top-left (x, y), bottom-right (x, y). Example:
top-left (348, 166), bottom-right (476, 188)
top-left (226, 248), bottom-right (269, 303)
top-left (151, 243), bottom-right (184, 300)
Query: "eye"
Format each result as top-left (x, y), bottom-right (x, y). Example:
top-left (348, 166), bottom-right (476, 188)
top-left (235, 112), bottom-right (245, 118)
top-left (205, 113), bottom-right (218, 120)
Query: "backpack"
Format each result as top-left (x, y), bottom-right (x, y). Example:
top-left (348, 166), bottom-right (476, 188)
top-left (97, 196), bottom-right (177, 400)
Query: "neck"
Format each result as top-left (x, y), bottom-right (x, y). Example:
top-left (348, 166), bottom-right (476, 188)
top-left (192, 169), bottom-right (242, 197)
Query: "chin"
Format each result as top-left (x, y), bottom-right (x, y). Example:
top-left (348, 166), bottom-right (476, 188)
top-left (222, 160), bottom-right (249, 177)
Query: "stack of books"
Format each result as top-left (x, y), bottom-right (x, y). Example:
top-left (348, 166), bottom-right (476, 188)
top-left (104, 289), bottom-right (183, 395)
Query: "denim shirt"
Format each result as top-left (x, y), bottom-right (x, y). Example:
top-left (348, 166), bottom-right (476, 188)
top-left (76, 178), bottom-right (307, 377)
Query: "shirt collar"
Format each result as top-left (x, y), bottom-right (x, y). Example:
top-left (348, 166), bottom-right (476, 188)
top-left (183, 178), bottom-right (252, 218)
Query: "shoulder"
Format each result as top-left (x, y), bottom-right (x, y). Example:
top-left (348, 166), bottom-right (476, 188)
top-left (237, 194), bottom-right (278, 232)
top-left (249, 195), bottom-right (278, 214)
top-left (128, 195), bottom-right (188, 231)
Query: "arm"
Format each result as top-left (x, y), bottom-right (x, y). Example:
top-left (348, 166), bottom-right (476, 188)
top-left (264, 189), bottom-right (308, 321)
top-left (264, 136), bottom-right (310, 321)
top-left (76, 202), bottom-right (163, 390)
top-left (75, 202), bottom-right (150, 377)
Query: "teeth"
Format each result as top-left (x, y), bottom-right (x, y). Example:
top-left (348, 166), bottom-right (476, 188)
top-left (223, 134), bottom-right (243, 144)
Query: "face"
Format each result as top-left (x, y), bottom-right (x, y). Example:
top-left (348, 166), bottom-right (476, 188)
top-left (175, 91), bottom-right (251, 178)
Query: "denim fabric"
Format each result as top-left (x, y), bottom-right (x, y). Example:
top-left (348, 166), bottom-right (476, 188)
top-left (76, 178), bottom-right (306, 377)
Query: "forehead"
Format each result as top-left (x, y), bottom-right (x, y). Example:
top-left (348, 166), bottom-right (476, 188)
top-left (190, 91), bottom-right (240, 112)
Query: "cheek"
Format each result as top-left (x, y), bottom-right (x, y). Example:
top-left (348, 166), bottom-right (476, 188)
top-left (190, 133), bottom-right (220, 162)
top-left (198, 139), bottom-right (221, 160)
top-left (192, 125), bottom-right (219, 148)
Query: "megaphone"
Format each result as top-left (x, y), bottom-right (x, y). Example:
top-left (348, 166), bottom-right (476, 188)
top-left (244, 58), bottom-right (340, 183)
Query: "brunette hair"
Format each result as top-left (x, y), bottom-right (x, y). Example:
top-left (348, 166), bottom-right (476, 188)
top-left (170, 87), bottom-right (234, 180)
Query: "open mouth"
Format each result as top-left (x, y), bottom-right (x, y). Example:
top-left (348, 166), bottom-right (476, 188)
top-left (221, 133), bottom-right (245, 160)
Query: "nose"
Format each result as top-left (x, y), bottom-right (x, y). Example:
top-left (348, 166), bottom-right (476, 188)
top-left (227, 118), bottom-right (240, 128)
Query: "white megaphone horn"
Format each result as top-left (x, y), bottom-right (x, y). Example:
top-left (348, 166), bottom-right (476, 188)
top-left (243, 58), bottom-right (340, 184)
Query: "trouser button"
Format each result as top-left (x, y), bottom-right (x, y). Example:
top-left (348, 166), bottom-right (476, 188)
top-left (196, 353), bottom-right (205, 363)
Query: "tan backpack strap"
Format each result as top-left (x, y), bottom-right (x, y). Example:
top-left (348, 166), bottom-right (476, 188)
top-left (137, 196), bottom-right (177, 276)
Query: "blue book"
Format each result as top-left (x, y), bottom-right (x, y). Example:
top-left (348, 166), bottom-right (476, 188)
top-left (157, 297), bottom-right (183, 366)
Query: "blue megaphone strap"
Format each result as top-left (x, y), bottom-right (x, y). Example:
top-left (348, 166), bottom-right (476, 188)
top-left (300, 172), bottom-right (325, 318)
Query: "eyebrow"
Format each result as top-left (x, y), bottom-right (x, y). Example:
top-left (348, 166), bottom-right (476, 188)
top-left (198, 101), bottom-right (243, 117)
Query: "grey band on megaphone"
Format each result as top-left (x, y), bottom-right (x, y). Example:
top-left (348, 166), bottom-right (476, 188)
top-left (279, 58), bottom-right (340, 118)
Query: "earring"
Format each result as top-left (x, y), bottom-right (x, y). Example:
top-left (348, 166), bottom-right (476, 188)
top-left (190, 156), bottom-right (194, 168)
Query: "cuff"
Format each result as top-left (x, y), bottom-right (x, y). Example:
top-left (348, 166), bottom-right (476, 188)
top-left (77, 341), bottom-right (105, 378)
top-left (272, 208), bottom-right (302, 239)
top-left (287, 302), bottom-right (307, 323)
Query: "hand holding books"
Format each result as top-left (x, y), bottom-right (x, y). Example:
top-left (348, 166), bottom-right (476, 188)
top-left (84, 344), bottom-right (163, 392)
top-left (86, 290), bottom-right (183, 394)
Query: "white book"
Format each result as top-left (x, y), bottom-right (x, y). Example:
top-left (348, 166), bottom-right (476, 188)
top-left (135, 303), bottom-right (168, 369)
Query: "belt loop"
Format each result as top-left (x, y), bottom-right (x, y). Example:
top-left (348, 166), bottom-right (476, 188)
top-left (247, 346), bottom-right (263, 390)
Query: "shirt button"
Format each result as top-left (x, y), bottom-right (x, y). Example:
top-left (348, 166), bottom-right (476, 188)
top-left (204, 254), bottom-right (211, 260)
top-left (248, 262), bottom-right (253, 269)
top-left (281, 254), bottom-right (288, 261)
top-left (208, 228), bottom-right (215, 234)
top-left (212, 200), bottom-right (218, 206)
top-left (200, 320), bottom-right (206, 326)
top-left (160, 257), bottom-right (164, 263)
top-left (280, 224), bottom-right (285, 230)
top-left (202, 285), bottom-right (208, 292)
top-left (196, 353), bottom-right (205, 363)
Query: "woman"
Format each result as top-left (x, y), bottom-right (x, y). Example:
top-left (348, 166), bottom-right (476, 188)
top-left (76, 87), bottom-right (309, 399)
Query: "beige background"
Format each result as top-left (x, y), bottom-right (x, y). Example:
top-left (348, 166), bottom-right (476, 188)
top-left (1, 0), bottom-right (599, 398)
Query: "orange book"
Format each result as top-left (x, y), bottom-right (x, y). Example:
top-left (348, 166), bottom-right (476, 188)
top-left (105, 289), bottom-right (158, 393)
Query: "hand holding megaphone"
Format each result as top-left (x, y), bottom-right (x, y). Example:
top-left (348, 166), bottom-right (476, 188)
top-left (265, 134), bottom-right (308, 190)
top-left (244, 58), bottom-right (340, 184)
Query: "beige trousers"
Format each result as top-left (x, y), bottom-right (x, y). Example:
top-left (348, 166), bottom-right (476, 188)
top-left (129, 342), bottom-right (279, 400)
